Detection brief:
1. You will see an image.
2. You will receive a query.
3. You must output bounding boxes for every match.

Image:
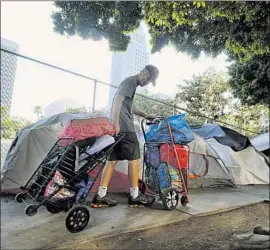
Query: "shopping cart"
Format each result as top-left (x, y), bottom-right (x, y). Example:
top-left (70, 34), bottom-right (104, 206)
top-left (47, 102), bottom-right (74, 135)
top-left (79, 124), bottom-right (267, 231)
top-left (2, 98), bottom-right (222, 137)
top-left (15, 133), bottom-right (124, 233)
top-left (139, 117), bottom-right (190, 210)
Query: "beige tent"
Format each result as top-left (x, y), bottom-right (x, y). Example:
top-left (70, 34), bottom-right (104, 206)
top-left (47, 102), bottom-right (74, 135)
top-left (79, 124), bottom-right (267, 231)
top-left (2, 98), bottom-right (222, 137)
top-left (187, 134), bottom-right (269, 188)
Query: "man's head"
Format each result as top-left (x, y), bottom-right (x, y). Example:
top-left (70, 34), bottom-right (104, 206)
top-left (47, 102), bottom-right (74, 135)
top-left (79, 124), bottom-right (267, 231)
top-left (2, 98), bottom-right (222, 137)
top-left (138, 65), bottom-right (159, 87)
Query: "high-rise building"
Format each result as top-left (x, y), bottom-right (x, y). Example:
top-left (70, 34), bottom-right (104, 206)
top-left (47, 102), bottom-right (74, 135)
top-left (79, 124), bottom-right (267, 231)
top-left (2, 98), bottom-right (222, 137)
top-left (108, 25), bottom-right (149, 108)
top-left (1, 37), bottom-right (19, 114)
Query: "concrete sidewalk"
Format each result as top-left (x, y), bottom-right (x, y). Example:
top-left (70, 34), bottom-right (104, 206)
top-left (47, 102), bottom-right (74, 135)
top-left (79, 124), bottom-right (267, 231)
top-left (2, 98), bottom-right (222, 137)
top-left (1, 185), bottom-right (269, 250)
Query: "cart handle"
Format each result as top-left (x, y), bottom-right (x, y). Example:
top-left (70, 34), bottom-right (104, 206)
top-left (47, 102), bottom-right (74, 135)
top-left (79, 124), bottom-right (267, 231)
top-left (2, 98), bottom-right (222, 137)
top-left (141, 117), bottom-right (176, 143)
top-left (141, 116), bottom-right (165, 140)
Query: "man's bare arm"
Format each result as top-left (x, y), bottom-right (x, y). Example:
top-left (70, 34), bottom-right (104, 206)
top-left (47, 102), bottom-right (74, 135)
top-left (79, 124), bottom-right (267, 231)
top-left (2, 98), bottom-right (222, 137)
top-left (133, 107), bottom-right (154, 119)
top-left (112, 95), bottom-right (125, 128)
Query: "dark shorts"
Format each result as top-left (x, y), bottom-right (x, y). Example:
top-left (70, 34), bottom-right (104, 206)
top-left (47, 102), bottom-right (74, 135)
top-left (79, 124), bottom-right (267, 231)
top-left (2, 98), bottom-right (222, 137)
top-left (108, 132), bottom-right (141, 161)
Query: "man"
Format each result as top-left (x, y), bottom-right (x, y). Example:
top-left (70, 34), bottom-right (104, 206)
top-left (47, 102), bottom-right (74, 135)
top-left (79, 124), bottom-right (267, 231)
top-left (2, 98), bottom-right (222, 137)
top-left (91, 65), bottom-right (159, 208)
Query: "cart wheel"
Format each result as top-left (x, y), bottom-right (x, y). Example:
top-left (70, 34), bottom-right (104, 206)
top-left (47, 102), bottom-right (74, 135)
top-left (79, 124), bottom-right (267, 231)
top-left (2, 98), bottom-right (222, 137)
top-left (161, 189), bottom-right (179, 211)
top-left (25, 204), bottom-right (38, 216)
top-left (180, 195), bottom-right (189, 206)
top-left (138, 180), bottom-right (146, 194)
top-left (65, 205), bottom-right (90, 233)
top-left (15, 193), bottom-right (27, 203)
top-left (46, 203), bottom-right (61, 214)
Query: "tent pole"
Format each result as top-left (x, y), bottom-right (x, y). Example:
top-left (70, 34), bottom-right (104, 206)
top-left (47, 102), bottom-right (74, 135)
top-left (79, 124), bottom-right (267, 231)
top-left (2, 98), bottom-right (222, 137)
top-left (92, 80), bottom-right (97, 113)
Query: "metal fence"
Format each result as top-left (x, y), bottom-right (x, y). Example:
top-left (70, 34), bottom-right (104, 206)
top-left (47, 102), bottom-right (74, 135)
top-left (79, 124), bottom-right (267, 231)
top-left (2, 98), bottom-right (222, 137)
top-left (1, 48), bottom-right (260, 167)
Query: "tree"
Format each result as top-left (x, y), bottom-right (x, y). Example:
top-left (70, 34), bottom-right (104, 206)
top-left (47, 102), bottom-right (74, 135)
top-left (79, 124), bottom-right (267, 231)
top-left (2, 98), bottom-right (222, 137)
top-left (52, 1), bottom-right (269, 59)
top-left (51, 1), bottom-right (143, 51)
top-left (33, 106), bottom-right (43, 121)
top-left (175, 68), bottom-right (234, 125)
top-left (1, 107), bottom-right (32, 139)
top-left (228, 54), bottom-right (270, 105)
top-left (52, 1), bottom-right (269, 105)
top-left (64, 106), bottom-right (88, 113)
top-left (134, 90), bottom-right (175, 117)
top-left (174, 68), bottom-right (269, 135)
top-left (220, 104), bottom-right (269, 137)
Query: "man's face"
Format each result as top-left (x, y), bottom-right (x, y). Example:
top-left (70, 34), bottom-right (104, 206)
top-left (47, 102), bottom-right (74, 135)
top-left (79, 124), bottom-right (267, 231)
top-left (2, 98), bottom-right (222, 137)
top-left (138, 69), bottom-right (151, 87)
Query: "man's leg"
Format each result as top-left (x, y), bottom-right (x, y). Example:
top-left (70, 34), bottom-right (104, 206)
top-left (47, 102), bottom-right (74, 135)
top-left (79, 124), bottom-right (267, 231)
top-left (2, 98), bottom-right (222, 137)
top-left (100, 160), bottom-right (118, 188)
top-left (128, 160), bottom-right (139, 199)
top-left (91, 160), bottom-right (118, 208)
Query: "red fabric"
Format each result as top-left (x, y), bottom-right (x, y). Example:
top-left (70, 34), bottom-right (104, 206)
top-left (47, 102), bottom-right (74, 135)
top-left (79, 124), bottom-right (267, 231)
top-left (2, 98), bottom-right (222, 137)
top-left (58, 117), bottom-right (115, 142)
top-left (160, 144), bottom-right (188, 169)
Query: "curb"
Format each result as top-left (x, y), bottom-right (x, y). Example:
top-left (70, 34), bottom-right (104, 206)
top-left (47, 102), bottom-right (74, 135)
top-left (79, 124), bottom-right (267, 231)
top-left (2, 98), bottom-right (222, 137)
top-left (50, 201), bottom-right (266, 250)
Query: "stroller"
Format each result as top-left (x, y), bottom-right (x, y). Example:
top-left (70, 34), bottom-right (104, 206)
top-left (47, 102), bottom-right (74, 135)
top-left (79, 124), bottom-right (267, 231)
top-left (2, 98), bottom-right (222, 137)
top-left (15, 117), bottom-right (124, 233)
top-left (139, 117), bottom-right (191, 211)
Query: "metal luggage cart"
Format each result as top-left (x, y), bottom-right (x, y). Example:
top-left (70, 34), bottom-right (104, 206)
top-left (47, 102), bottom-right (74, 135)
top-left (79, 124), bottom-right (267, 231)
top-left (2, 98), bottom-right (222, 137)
top-left (139, 117), bottom-right (190, 210)
top-left (15, 134), bottom-right (124, 233)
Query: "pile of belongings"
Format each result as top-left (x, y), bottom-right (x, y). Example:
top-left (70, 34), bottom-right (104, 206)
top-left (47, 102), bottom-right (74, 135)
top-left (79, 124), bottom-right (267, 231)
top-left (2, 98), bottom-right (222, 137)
top-left (144, 114), bottom-right (191, 192)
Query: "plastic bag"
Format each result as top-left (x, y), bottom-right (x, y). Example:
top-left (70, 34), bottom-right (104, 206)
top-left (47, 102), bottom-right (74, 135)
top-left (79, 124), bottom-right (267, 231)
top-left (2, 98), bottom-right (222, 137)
top-left (44, 170), bottom-right (75, 198)
top-left (145, 114), bottom-right (194, 144)
top-left (75, 178), bottom-right (94, 202)
top-left (145, 145), bottom-right (160, 169)
top-left (145, 166), bottom-right (159, 193)
top-left (145, 123), bottom-right (159, 142)
top-left (157, 162), bottom-right (171, 190)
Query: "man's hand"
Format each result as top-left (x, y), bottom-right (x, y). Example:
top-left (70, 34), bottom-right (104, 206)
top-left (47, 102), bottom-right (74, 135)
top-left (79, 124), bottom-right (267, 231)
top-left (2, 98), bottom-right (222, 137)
top-left (113, 122), bottom-right (120, 135)
top-left (145, 114), bottom-right (155, 121)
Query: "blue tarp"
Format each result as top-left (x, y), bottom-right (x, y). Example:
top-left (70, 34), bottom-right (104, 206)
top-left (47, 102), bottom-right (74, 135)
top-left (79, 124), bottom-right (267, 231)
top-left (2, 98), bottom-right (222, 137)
top-left (145, 114), bottom-right (194, 144)
top-left (191, 123), bottom-right (225, 140)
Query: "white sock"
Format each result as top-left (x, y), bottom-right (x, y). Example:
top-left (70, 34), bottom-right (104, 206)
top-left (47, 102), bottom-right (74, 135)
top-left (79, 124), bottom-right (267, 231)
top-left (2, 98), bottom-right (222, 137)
top-left (130, 187), bottom-right (139, 199)
top-left (98, 186), bottom-right (107, 198)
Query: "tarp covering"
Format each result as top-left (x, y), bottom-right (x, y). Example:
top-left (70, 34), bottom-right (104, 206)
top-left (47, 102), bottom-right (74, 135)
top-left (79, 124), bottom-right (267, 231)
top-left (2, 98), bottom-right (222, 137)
top-left (214, 126), bottom-right (251, 151)
top-left (191, 123), bottom-right (225, 139)
top-left (251, 132), bottom-right (269, 152)
top-left (2, 123), bottom-right (63, 190)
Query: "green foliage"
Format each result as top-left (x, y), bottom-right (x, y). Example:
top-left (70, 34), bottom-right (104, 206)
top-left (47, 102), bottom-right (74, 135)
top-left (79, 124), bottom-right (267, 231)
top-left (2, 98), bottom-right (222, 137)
top-left (52, 1), bottom-right (269, 60)
top-left (175, 68), bottom-right (269, 136)
top-left (228, 54), bottom-right (270, 105)
top-left (1, 107), bottom-right (32, 139)
top-left (220, 104), bottom-right (269, 137)
top-left (134, 90), bottom-right (175, 118)
top-left (145, 1), bottom-right (269, 61)
top-left (64, 106), bottom-right (88, 113)
top-left (52, 1), bottom-right (143, 51)
top-left (175, 68), bottom-right (232, 120)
